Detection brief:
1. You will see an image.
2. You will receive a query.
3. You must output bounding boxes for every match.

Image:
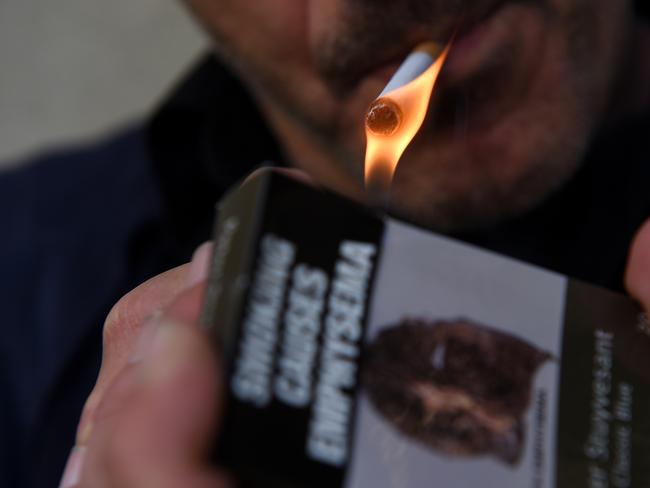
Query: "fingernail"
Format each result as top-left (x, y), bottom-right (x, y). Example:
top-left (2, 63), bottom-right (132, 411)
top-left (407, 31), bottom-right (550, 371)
top-left (184, 241), bottom-right (213, 289)
top-left (58, 446), bottom-right (86, 488)
top-left (140, 320), bottom-right (188, 386)
top-left (128, 311), bottom-right (163, 364)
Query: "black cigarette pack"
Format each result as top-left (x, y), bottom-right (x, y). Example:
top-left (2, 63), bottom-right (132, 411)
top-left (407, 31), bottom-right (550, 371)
top-left (202, 171), bottom-right (650, 488)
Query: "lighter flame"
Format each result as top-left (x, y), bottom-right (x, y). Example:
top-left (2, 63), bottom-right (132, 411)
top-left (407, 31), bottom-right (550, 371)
top-left (364, 43), bottom-right (450, 191)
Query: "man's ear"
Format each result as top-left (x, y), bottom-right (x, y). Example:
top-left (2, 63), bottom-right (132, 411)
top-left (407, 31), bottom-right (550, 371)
top-left (625, 218), bottom-right (650, 309)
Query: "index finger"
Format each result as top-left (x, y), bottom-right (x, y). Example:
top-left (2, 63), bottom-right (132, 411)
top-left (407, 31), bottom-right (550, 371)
top-left (77, 242), bottom-right (213, 445)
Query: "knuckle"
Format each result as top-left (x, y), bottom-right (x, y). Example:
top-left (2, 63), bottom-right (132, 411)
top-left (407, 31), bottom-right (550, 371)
top-left (102, 289), bottom-right (143, 352)
top-left (102, 266), bottom-right (186, 353)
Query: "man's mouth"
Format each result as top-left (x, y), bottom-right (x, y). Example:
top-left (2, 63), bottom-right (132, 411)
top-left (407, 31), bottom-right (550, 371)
top-left (361, 0), bottom-right (547, 137)
top-left (368, 0), bottom-right (511, 88)
top-left (315, 0), bottom-right (513, 96)
top-left (443, 2), bottom-right (519, 83)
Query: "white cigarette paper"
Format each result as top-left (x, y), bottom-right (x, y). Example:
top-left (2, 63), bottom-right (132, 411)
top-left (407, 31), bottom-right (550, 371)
top-left (379, 42), bottom-right (443, 98)
top-left (364, 40), bottom-right (448, 192)
top-left (365, 42), bottom-right (444, 137)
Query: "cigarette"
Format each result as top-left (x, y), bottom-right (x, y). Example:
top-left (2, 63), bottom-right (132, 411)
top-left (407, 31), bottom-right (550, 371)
top-left (365, 42), bottom-right (443, 136)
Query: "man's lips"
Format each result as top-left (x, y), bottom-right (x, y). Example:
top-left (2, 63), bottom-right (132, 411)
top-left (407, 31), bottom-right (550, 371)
top-left (443, 4), bottom-right (512, 83)
top-left (366, 0), bottom-right (509, 87)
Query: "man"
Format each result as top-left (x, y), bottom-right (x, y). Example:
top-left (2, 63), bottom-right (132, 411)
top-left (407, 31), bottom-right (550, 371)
top-left (0, 0), bottom-right (648, 486)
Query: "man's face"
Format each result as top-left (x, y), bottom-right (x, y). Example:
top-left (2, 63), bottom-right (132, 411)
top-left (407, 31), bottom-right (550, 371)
top-left (183, 0), bottom-right (631, 231)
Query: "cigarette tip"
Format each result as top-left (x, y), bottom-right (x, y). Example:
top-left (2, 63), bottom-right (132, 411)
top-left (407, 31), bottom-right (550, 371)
top-left (366, 97), bottom-right (403, 136)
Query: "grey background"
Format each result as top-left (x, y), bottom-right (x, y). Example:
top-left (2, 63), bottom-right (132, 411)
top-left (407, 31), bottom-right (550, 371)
top-left (0, 0), bottom-right (206, 167)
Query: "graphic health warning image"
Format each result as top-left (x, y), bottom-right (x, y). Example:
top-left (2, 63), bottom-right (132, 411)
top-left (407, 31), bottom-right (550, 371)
top-left (347, 221), bottom-right (566, 488)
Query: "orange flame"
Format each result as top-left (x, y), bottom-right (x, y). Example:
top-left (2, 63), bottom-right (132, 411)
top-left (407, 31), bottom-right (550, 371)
top-left (364, 42), bottom-right (451, 192)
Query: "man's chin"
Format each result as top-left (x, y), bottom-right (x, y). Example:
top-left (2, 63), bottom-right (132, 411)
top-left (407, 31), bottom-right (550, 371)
top-left (385, 127), bottom-right (586, 234)
top-left (385, 77), bottom-right (589, 231)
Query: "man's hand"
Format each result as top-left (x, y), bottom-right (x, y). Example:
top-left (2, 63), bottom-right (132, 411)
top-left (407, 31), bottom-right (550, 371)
top-left (59, 243), bottom-right (231, 488)
top-left (59, 168), bottom-right (646, 487)
top-left (60, 169), bottom-right (310, 487)
top-left (626, 219), bottom-right (650, 313)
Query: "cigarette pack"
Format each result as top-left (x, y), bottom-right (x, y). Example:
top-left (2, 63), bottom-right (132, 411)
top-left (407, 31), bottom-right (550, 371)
top-left (202, 171), bottom-right (650, 488)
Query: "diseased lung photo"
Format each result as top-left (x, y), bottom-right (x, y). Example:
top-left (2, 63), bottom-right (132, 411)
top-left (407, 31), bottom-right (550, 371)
top-left (363, 318), bottom-right (552, 465)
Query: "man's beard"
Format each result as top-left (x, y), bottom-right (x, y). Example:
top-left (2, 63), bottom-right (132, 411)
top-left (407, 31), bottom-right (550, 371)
top-left (209, 0), bottom-right (625, 233)
top-left (386, 126), bottom-right (590, 233)
top-left (309, 0), bottom-right (617, 233)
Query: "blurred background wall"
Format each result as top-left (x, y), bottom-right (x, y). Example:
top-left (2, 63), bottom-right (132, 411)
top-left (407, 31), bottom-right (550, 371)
top-left (0, 0), bottom-right (205, 167)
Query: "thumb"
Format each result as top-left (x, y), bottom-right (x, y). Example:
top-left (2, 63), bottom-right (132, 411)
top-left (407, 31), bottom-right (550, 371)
top-left (625, 218), bottom-right (650, 311)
